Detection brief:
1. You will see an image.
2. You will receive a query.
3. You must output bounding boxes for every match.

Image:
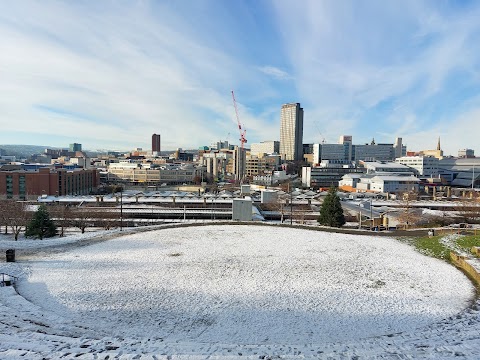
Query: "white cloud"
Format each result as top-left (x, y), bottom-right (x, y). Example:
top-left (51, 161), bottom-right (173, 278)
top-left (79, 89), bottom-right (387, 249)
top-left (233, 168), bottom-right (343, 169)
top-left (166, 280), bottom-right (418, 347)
top-left (1, 1), bottom-right (480, 155)
top-left (258, 66), bottom-right (292, 80)
top-left (269, 0), bottom-right (480, 153)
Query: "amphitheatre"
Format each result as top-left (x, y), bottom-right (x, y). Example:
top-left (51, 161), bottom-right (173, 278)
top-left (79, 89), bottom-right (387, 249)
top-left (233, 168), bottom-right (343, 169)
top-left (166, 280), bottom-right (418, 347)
top-left (1, 223), bottom-right (480, 359)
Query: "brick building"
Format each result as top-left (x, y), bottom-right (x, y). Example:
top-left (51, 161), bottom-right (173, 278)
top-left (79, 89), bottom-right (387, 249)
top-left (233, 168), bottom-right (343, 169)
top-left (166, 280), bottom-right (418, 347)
top-left (0, 168), bottom-right (100, 200)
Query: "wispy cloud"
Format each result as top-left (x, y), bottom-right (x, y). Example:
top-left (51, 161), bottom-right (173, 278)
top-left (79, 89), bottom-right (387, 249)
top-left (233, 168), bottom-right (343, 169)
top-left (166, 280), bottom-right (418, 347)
top-left (270, 0), bottom-right (480, 154)
top-left (0, 1), bottom-right (281, 150)
top-left (258, 66), bottom-right (292, 80)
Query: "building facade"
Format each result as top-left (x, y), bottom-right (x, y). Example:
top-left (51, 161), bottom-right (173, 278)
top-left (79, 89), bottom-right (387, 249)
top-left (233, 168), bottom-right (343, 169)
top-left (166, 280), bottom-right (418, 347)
top-left (353, 142), bottom-right (396, 162)
top-left (395, 156), bottom-right (439, 177)
top-left (107, 163), bottom-right (197, 184)
top-left (301, 166), bottom-right (360, 188)
top-left (319, 144), bottom-right (349, 161)
top-left (280, 103), bottom-right (303, 161)
top-left (250, 141), bottom-right (280, 156)
top-left (0, 168), bottom-right (99, 200)
top-left (369, 175), bottom-right (420, 193)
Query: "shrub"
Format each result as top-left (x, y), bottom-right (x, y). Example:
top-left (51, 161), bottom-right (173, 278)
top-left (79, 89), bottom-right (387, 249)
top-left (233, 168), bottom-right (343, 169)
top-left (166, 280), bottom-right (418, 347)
top-left (318, 187), bottom-right (346, 228)
top-left (25, 205), bottom-right (57, 239)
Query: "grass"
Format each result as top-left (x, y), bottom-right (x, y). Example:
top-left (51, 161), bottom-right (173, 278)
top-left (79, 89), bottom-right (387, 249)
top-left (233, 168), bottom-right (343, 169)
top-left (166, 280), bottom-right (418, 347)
top-left (413, 235), bottom-right (451, 261)
top-left (457, 235), bottom-right (480, 253)
top-left (405, 234), bottom-right (480, 261)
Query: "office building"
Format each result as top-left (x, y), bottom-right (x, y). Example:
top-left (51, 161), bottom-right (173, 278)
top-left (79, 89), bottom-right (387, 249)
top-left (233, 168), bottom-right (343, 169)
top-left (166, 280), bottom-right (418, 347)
top-left (458, 149), bottom-right (475, 158)
top-left (210, 140), bottom-right (230, 151)
top-left (280, 103), bottom-right (303, 161)
top-left (321, 144), bottom-right (349, 161)
top-left (0, 167), bottom-right (99, 200)
top-left (353, 140), bottom-right (396, 162)
top-left (250, 141), bottom-right (279, 156)
top-left (396, 156), bottom-right (439, 177)
top-left (233, 146), bottom-right (246, 182)
top-left (69, 143), bottom-right (82, 152)
top-left (152, 134), bottom-right (161, 154)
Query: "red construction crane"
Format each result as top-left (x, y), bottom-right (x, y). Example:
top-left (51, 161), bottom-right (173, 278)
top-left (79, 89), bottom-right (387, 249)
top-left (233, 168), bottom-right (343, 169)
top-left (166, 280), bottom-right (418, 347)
top-left (231, 90), bottom-right (247, 150)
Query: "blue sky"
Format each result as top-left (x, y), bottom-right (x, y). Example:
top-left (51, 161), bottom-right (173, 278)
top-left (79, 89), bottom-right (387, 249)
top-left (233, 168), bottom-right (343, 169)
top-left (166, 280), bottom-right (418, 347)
top-left (1, 0), bottom-right (480, 156)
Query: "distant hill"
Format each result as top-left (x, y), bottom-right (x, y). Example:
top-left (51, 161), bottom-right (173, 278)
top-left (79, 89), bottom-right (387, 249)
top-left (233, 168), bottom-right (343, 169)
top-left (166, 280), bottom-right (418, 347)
top-left (0, 144), bottom-right (57, 158)
top-left (0, 145), bottom-right (200, 159)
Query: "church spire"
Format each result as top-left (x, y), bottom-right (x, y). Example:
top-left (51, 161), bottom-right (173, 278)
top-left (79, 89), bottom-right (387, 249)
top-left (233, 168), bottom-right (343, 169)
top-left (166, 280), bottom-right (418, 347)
top-left (437, 137), bottom-right (441, 151)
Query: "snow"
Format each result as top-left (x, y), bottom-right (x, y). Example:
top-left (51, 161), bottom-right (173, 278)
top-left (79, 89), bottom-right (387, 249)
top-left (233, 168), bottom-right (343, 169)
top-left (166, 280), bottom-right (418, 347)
top-left (1, 225), bottom-right (479, 358)
top-left (0, 229), bottom-right (120, 250)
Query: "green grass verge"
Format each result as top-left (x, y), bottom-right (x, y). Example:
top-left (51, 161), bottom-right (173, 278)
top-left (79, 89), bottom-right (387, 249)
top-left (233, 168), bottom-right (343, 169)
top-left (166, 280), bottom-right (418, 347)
top-left (457, 235), bottom-right (480, 253)
top-left (413, 235), bottom-right (451, 261)
top-left (404, 234), bottom-right (480, 261)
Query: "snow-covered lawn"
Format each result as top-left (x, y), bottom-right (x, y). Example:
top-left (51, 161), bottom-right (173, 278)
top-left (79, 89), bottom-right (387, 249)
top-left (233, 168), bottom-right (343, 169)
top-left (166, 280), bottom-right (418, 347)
top-left (1, 225), bottom-right (479, 358)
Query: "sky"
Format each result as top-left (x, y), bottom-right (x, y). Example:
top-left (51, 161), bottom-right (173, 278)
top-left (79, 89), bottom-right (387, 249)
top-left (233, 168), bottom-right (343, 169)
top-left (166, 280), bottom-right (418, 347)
top-left (1, 0), bottom-right (480, 156)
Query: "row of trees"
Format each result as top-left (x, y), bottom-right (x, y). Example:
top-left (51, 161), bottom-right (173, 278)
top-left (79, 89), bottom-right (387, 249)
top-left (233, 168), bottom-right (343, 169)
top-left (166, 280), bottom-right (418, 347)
top-left (318, 187), bottom-right (480, 229)
top-left (0, 201), bottom-right (120, 240)
top-left (0, 202), bottom-right (56, 240)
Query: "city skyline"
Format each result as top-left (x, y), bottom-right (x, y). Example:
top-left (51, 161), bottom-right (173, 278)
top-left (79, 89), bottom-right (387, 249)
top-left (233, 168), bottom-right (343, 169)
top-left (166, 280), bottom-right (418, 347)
top-left (1, 1), bottom-right (480, 156)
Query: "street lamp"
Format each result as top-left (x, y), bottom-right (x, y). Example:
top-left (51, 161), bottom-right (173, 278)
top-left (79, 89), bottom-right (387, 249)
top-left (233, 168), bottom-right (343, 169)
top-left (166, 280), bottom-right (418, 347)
top-left (370, 197), bottom-right (373, 230)
top-left (472, 165), bottom-right (475, 190)
top-left (120, 187), bottom-right (123, 231)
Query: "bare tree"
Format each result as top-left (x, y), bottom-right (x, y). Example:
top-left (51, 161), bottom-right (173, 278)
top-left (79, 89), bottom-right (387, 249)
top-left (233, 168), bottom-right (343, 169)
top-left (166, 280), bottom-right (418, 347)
top-left (8, 201), bottom-right (30, 240)
top-left (93, 208), bottom-right (117, 230)
top-left (0, 200), bottom-right (9, 234)
top-left (50, 204), bottom-right (72, 237)
top-left (455, 198), bottom-right (480, 224)
top-left (398, 191), bottom-right (420, 229)
top-left (71, 207), bottom-right (91, 234)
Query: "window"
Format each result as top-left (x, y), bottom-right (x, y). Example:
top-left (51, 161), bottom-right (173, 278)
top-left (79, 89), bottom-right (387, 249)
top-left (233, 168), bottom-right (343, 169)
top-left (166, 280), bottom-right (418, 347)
top-left (19, 175), bottom-right (26, 200)
top-left (6, 175), bottom-right (13, 199)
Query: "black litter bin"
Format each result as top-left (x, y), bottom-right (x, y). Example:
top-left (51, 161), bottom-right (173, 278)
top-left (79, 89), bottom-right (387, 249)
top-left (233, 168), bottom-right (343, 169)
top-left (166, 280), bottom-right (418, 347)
top-left (6, 249), bottom-right (15, 262)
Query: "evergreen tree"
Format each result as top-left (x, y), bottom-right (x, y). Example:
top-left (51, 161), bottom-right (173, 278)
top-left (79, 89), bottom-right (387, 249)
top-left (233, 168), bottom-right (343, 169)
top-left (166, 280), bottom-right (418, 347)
top-left (318, 187), bottom-right (346, 227)
top-left (25, 205), bottom-right (57, 239)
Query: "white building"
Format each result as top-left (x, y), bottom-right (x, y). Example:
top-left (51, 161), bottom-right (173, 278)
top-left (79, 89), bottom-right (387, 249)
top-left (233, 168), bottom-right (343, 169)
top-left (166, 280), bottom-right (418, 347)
top-left (361, 161), bottom-right (414, 175)
top-left (210, 140), bottom-right (230, 151)
top-left (253, 170), bottom-right (289, 186)
top-left (250, 141), bottom-right (279, 156)
top-left (107, 162), bottom-right (196, 184)
top-left (369, 175), bottom-right (420, 193)
top-left (339, 173), bottom-right (364, 188)
top-left (395, 156), bottom-right (439, 177)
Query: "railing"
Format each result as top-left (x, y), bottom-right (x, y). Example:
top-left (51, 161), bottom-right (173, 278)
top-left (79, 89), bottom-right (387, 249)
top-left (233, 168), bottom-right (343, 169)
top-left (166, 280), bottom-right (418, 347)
top-left (1, 272), bottom-right (18, 287)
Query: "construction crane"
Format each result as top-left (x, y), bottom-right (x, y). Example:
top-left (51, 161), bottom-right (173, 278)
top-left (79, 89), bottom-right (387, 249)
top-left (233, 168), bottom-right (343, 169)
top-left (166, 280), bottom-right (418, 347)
top-left (231, 90), bottom-right (247, 150)
top-left (314, 121), bottom-right (326, 144)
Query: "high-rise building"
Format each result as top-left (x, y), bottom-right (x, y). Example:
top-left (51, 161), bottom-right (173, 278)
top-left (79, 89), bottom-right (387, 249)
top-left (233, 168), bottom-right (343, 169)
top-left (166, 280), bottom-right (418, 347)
top-left (280, 103), bottom-right (304, 161)
top-left (393, 137), bottom-right (406, 159)
top-left (233, 146), bottom-right (246, 182)
top-left (152, 134), bottom-right (161, 154)
top-left (69, 143), bottom-right (82, 152)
